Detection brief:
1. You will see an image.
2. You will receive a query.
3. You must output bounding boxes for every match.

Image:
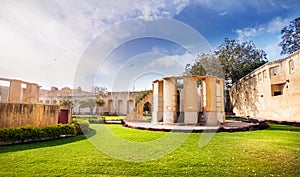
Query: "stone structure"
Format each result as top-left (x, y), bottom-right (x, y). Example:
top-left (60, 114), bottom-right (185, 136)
top-left (230, 50), bottom-right (300, 122)
top-left (0, 78), bottom-right (61, 128)
top-left (152, 76), bottom-right (225, 125)
top-left (0, 102), bottom-right (59, 128)
top-left (39, 87), bottom-right (142, 115)
top-left (0, 78), bottom-right (40, 103)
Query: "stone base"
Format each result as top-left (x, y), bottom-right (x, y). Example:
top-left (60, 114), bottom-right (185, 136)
top-left (184, 112), bottom-right (198, 124)
top-left (204, 112), bottom-right (219, 125)
top-left (152, 111), bottom-right (163, 123)
top-left (217, 112), bottom-right (226, 123)
top-left (163, 112), bottom-right (176, 124)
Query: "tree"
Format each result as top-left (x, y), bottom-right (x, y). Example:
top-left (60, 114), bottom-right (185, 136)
top-left (185, 38), bottom-right (267, 84)
top-left (95, 98), bottom-right (105, 115)
top-left (79, 98), bottom-right (96, 114)
top-left (216, 38), bottom-right (267, 83)
top-left (92, 86), bottom-right (108, 98)
top-left (59, 99), bottom-right (73, 106)
top-left (279, 17), bottom-right (300, 55)
top-left (184, 52), bottom-right (224, 78)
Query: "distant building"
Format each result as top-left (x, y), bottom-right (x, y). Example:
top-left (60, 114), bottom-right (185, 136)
top-left (230, 50), bottom-right (300, 122)
top-left (39, 87), bottom-right (142, 115)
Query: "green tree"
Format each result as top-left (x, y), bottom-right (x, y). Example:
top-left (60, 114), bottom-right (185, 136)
top-left (279, 17), bottom-right (300, 55)
top-left (79, 98), bottom-right (96, 114)
top-left (216, 38), bottom-right (267, 83)
top-left (185, 38), bottom-right (267, 84)
top-left (184, 52), bottom-right (224, 78)
top-left (59, 99), bottom-right (73, 106)
top-left (95, 98), bottom-right (105, 115)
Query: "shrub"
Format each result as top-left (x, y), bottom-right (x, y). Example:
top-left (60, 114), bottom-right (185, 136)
top-left (72, 119), bottom-right (90, 135)
top-left (0, 124), bottom-right (77, 144)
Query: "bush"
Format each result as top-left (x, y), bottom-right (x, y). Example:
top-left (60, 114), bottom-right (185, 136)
top-left (0, 124), bottom-right (77, 144)
top-left (72, 119), bottom-right (90, 135)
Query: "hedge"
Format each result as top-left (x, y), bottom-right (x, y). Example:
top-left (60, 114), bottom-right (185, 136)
top-left (0, 124), bottom-right (77, 144)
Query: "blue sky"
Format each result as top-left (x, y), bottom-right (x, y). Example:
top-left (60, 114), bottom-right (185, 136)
top-left (0, 0), bottom-right (299, 91)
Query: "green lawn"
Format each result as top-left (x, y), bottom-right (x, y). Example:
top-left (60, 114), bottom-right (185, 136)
top-left (0, 123), bottom-right (299, 176)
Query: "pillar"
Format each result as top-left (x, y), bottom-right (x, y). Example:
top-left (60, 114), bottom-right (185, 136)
top-left (183, 76), bottom-right (198, 124)
top-left (8, 80), bottom-right (22, 102)
top-left (204, 77), bottom-right (218, 125)
top-left (163, 78), bottom-right (177, 124)
top-left (218, 79), bottom-right (226, 123)
top-left (152, 80), bottom-right (163, 122)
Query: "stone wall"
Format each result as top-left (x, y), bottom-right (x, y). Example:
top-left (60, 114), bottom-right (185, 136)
top-left (230, 50), bottom-right (300, 122)
top-left (0, 102), bottom-right (59, 128)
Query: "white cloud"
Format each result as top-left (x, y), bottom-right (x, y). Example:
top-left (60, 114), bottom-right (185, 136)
top-left (234, 16), bottom-right (292, 41)
top-left (267, 17), bottom-right (290, 33)
top-left (146, 53), bottom-right (194, 69)
top-left (235, 27), bottom-right (264, 41)
top-left (0, 0), bottom-right (192, 89)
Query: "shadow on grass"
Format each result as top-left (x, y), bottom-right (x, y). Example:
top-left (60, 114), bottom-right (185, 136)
top-left (266, 123), bottom-right (300, 132)
top-left (0, 128), bottom-right (97, 154)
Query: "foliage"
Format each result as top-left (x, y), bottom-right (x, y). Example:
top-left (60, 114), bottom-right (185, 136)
top-left (185, 38), bottom-right (267, 84)
top-left (0, 123), bottom-right (299, 176)
top-left (59, 99), bottom-right (73, 106)
top-left (92, 86), bottom-right (108, 97)
top-left (95, 98), bottom-right (105, 107)
top-left (72, 119), bottom-right (90, 135)
top-left (79, 98), bottom-right (96, 114)
top-left (184, 52), bottom-right (224, 78)
top-left (279, 17), bottom-right (300, 55)
top-left (216, 38), bottom-right (267, 83)
top-left (0, 124), bottom-right (76, 144)
top-left (135, 90), bottom-right (152, 105)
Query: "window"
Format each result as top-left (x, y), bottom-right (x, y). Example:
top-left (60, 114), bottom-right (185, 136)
top-left (271, 83), bottom-right (284, 97)
top-left (270, 66), bottom-right (279, 77)
top-left (263, 70), bottom-right (267, 79)
top-left (289, 59), bottom-right (295, 73)
top-left (258, 72), bottom-right (262, 81)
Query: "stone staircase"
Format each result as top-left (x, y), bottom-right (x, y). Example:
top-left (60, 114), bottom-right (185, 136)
top-left (125, 91), bottom-right (153, 121)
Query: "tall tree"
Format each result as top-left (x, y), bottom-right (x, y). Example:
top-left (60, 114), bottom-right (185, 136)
top-left (216, 38), bottom-right (267, 83)
top-left (279, 17), bottom-right (300, 55)
top-left (79, 98), bottom-right (96, 114)
top-left (92, 86), bottom-right (108, 98)
top-left (184, 52), bottom-right (224, 78)
top-left (184, 38), bottom-right (267, 84)
top-left (95, 98), bottom-right (105, 115)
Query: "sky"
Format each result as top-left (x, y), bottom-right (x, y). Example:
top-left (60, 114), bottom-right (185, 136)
top-left (0, 0), bottom-right (299, 91)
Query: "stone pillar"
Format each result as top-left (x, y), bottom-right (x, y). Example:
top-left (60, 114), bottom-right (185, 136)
top-left (152, 80), bottom-right (164, 123)
top-left (183, 76), bottom-right (198, 124)
top-left (204, 77), bottom-right (218, 125)
top-left (163, 78), bottom-right (177, 124)
top-left (8, 80), bottom-right (22, 102)
top-left (34, 84), bottom-right (40, 103)
top-left (218, 79), bottom-right (226, 123)
top-left (23, 84), bottom-right (33, 103)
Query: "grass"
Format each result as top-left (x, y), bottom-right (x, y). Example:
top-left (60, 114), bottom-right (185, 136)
top-left (0, 123), bottom-right (299, 176)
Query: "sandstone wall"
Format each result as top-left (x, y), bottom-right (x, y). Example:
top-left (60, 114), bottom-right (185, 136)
top-left (0, 102), bottom-right (59, 128)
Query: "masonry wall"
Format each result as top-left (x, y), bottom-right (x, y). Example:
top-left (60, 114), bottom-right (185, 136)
top-left (0, 102), bottom-right (59, 128)
top-left (230, 50), bottom-right (300, 122)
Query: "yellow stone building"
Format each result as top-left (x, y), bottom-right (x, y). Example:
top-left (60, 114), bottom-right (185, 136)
top-left (230, 50), bottom-right (300, 122)
top-left (152, 75), bottom-right (225, 125)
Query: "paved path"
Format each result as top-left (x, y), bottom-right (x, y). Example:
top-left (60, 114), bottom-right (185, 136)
top-left (124, 120), bottom-right (267, 132)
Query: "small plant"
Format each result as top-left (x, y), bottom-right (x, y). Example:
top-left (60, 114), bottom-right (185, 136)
top-left (59, 99), bottom-right (73, 106)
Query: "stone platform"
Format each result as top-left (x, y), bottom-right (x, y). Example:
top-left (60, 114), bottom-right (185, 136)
top-left (123, 120), bottom-right (269, 132)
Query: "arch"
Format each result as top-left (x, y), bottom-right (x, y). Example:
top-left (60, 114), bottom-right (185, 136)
top-left (127, 100), bottom-right (134, 114)
top-left (118, 100), bottom-right (124, 114)
top-left (143, 101), bottom-right (152, 115)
